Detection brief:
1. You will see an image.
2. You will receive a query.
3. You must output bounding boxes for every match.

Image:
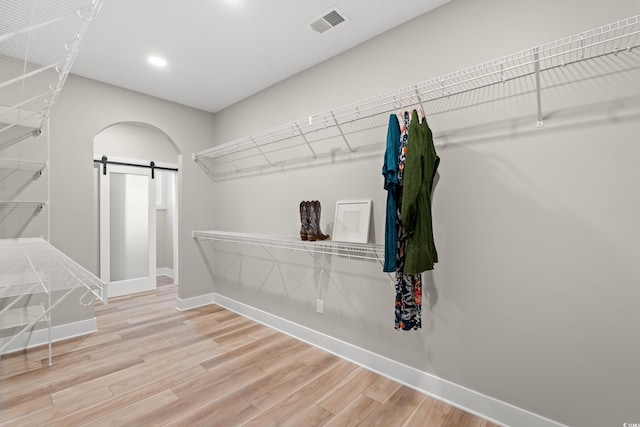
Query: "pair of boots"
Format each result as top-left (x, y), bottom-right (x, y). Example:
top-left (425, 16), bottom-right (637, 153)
top-left (299, 200), bottom-right (329, 241)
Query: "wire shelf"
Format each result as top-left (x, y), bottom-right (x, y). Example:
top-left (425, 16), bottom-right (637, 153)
top-left (0, 0), bottom-right (103, 145)
top-left (0, 238), bottom-right (105, 359)
top-left (0, 238), bottom-right (105, 298)
top-left (193, 230), bottom-right (384, 262)
top-left (0, 201), bottom-right (46, 238)
top-left (0, 1), bottom-right (104, 363)
top-left (194, 15), bottom-right (640, 180)
top-left (0, 158), bottom-right (46, 200)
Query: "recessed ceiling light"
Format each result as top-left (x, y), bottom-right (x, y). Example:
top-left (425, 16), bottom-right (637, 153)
top-left (148, 56), bottom-right (167, 67)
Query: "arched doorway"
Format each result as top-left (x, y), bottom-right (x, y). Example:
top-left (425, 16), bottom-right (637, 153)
top-left (93, 122), bottom-right (180, 298)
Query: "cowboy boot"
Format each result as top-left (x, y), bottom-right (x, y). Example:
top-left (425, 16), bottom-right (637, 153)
top-left (299, 201), bottom-right (310, 240)
top-left (308, 200), bottom-right (329, 241)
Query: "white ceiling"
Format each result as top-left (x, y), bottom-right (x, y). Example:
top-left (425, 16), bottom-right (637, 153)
top-left (71, 0), bottom-right (449, 113)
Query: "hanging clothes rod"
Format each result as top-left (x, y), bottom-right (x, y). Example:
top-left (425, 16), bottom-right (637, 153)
top-left (94, 156), bottom-right (178, 179)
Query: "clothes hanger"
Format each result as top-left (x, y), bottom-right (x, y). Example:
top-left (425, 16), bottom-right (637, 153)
top-left (409, 93), bottom-right (425, 121)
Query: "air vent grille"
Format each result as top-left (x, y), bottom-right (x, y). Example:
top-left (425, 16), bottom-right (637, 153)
top-left (323, 10), bottom-right (346, 27)
top-left (308, 8), bottom-right (349, 34)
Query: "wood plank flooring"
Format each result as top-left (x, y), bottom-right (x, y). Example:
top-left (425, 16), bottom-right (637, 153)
top-left (0, 278), bottom-right (499, 426)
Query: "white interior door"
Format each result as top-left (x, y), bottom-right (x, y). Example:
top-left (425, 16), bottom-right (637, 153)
top-left (100, 164), bottom-right (156, 299)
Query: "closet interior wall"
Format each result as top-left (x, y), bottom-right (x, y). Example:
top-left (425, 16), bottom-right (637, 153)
top-left (202, 1), bottom-right (640, 426)
top-left (47, 75), bottom-right (217, 302)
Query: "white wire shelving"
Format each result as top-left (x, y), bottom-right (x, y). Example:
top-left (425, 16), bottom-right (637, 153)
top-left (0, 158), bottom-right (46, 199)
top-left (193, 15), bottom-right (640, 181)
top-left (0, 238), bottom-right (104, 297)
top-left (0, 201), bottom-right (46, 238)
top-left (193, 230), bottom-right (384, 262)
top-left (0, 1), bottom-right (104, 365)
top-left (0, 0), bottom-right (103, 147)
top-left (0, 159), bottom-right (47, 236)
top-left (0, 238), bottom-right (105, 364)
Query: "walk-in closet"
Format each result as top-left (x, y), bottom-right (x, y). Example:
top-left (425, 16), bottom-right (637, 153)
top-left (2, 1), bottom-right (639, 426)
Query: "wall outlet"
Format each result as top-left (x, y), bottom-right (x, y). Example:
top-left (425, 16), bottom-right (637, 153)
top-left (316, 299), bottom-right (324, 314)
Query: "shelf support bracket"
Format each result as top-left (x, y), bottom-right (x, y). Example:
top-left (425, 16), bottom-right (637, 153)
top-left (293, 124), bottom-right (318, 160)
top-left (534, 48), bottom-right (544, 128)
top-left (413, 86), bottom-right (427, 116)
top-left (250, 137), bottom-right (275, 168)
top-left (330, 112), bottom-right (354, 154)
top-left (370, 250), bottom-right (395, 285)
top-left (259, 241), bottom-right (279, 263)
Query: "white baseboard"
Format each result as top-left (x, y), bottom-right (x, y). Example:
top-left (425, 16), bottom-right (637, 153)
top-left (0, 317), bottom-right (97, 355)
top-left (156, 268), bottom-right (174, 278)
top-left (197, 293), bottom-right (565, 427)
top-left (175, 292), bottom-right (216, 311)
top-left (108, 278), bottom-right (156, 298)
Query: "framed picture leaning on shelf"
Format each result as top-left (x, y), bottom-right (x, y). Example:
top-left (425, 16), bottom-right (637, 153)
top-left (332, 200), bottom-right (372, 244)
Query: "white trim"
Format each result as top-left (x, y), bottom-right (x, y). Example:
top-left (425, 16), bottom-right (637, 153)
top-left (175, 292), bottom-right (216, 311)
top-left (185, 293), bottom-right (566, 427)
top-left (156, 268), bottom-right (174, 278)
top-left (99, 162), bottom-right (111, 292)
top-left (0, 318), bottom-right (97, 355)
top-left (107, 277), bottom-right (156, 298)
top-left (171, 163), bottom-right (179, 287)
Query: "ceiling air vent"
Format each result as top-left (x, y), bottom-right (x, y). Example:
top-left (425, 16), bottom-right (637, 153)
top-left (309, 8), bottom-right (349, 34)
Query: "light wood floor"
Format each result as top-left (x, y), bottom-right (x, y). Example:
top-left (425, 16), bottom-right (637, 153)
top-left (1, 279), bottom-right (499, 426)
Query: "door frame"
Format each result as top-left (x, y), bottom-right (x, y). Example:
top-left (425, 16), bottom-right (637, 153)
top-left (154, 168), bottom-right (179, 284)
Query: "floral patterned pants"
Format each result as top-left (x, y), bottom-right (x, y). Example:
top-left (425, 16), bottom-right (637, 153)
top-left (395, 192), bottom-right (422, 331)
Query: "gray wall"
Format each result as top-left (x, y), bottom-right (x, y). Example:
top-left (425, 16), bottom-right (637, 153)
top-left (49, 74), bottom-right (216, 302)
top-left (1, 64), bottom-right (87, 333)
top-left (205, 1), bottom-right (640, 426)
top-left (0, 130), bottom-right (49, 239)
top-left (0, 56), bottom-right (50, 238)
top-left (93, 122), bottom-right (179, 163)
top-left (1, 123), bottom-right (90, 333)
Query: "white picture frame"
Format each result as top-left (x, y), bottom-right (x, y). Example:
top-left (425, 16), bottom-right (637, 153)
top-left (332, 200), bottom-right (372, 244)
